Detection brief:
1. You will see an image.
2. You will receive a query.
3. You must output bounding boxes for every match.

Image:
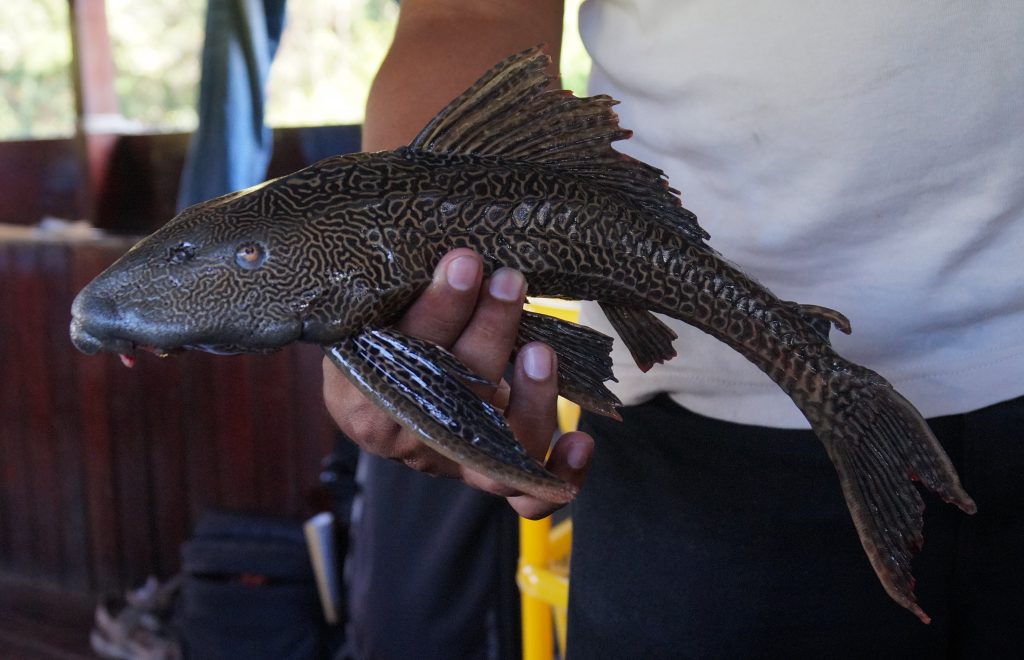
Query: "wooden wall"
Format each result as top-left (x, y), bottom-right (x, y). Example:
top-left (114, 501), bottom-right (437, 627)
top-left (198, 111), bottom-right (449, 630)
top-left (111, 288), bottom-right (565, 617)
top-left (0, 139), bottom-right (83, 227)
top-left (0, 125), bottom-right (362, 232)
top-left (0, 234), bottom-right (338, 594)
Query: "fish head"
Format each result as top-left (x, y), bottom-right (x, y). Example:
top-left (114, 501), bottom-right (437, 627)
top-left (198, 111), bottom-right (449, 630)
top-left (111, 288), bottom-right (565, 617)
top-left (70, 175), bottom-right (379, 359)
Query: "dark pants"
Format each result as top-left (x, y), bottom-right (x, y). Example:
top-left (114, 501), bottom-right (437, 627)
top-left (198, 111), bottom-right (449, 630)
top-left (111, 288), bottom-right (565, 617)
top-left (567, 394), bottom-right (1024, 659)
top-left (343, 454), bottom-right (521, 660)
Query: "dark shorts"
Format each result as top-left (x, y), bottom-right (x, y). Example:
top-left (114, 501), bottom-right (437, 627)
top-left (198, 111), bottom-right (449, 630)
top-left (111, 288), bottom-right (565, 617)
top-left (567, 394), bottom-right (1024, 659)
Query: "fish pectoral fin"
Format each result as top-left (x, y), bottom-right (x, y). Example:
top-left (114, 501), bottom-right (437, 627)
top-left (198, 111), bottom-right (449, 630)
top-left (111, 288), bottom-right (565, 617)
top-left (324, 327), bottom-right (576, 504)
top-left (785, 301), bottom-right (852, 342)
top-left (516, 310), bottom-right (622, 420)
top-left (818, 380), bottom-right (976, 624)
top-left (599, 303), bottom-right (678, 373)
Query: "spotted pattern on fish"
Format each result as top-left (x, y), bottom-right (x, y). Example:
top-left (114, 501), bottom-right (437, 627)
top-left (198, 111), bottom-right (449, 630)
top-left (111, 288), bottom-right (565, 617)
top-left (70, 47), bottom-right (975, 622)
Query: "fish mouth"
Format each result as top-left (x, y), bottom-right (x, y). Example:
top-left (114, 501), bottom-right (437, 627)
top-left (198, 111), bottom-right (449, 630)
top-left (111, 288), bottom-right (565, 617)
top-left (70, 316), bottom-right (136, 355)
top-left (70, 317), bottom-right (184, 367)
top-left (70, 311), bottom-right (283, 366)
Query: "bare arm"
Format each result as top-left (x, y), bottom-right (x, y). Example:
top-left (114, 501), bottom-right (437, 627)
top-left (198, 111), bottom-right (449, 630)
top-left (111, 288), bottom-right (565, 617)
top-left (322, 0), bottom-right (593, 519)
top-left (362, 0), bottom-right (566, 150)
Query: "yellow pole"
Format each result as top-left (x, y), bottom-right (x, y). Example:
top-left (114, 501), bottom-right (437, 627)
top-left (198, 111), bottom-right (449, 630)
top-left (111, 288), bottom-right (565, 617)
top-left (520, 298), bottom-right (581, 659)
top-left (519, 516), bottom-right (554, 660)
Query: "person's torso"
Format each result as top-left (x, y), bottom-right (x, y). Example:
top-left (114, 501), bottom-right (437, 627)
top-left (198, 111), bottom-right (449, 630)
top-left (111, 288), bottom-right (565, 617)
top-left (577, 0), bottom-right (1024, 426)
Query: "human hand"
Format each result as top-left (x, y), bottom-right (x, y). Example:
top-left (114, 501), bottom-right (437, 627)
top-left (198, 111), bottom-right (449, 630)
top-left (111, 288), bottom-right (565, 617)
top-left (322, 248), bottom-right (593, 519)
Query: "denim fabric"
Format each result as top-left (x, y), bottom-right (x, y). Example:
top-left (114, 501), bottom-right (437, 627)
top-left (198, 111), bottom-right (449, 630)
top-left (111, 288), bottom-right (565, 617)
top-left (177, 0), bottom-right (288, 210)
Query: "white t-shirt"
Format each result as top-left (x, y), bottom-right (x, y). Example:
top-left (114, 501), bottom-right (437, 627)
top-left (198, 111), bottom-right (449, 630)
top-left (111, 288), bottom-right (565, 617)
top-left (577, 0), bottom-right (1024, 428)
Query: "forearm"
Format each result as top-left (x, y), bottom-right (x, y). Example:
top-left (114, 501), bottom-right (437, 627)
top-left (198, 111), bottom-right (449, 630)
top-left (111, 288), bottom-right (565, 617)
top-left (362, 0), bottom-right (565, 151)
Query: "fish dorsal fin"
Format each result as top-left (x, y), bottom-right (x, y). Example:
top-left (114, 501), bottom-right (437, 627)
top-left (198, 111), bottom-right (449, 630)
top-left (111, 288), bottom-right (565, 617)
top-left (408, 46), bottom-right (709, 243)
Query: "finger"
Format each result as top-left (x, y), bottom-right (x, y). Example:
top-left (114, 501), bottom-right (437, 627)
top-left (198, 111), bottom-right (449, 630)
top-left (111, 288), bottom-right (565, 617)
top-left (510, 432), bottom-right (594, 519)
top-left (505, 342), bottom-right (559, 460)
top-left (491, 378), bottom-right (511, 412)
top-left (500, 343), bottom-right (593, 518)
top-left (390, 261), bottom-right (520, 472)
top-left (461, 342), bottom-right (560, 501)
top-left (396, 248), bottom-right (483, 347)
top-left (451, 267), bottom-right (527, 391)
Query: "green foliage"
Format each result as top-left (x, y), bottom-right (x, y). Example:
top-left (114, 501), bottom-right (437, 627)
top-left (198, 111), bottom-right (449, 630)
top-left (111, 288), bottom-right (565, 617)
top-left (107, 0), bottom-right (205, 132)
top-left (266, 0), bottom-right (400, 127)
top-left (0, 0), bottom-right (75, 139)
top-left (0, 0), bottom-right (591, 140)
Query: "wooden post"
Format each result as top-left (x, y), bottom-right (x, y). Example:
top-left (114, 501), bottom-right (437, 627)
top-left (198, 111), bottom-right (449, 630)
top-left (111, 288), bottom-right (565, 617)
top-left (67, 0), bottom-right (121, 227)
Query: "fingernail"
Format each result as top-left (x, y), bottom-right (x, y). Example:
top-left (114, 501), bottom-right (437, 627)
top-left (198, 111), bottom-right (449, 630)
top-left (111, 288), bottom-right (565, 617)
top-left (489, 268), bottom-right (525, 302)
top-left (567, 440), bottom-right (589, 470)
top-left (522, 344), bottom-right (552, 381)
top-left (445, 255), bottom-right (478, 291)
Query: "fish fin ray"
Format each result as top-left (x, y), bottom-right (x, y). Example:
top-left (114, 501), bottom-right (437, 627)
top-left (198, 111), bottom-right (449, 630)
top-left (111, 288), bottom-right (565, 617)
top-left (817, 377), bottom-right (976, 623)
top-left (599, 303), bottom-right (678, 372)
top-left (408, 46), bottom-right (708, 244)
top-left (325, 327), bottom-right (575, 503)
top-left (516, 310), bottom-right (622, 419)
top-left (786, 302), bottom-right (852, 343)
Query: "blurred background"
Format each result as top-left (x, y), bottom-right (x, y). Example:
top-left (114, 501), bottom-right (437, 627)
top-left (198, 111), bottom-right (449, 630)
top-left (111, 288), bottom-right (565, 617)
top-left (1, 0), bottom-right (590, 139)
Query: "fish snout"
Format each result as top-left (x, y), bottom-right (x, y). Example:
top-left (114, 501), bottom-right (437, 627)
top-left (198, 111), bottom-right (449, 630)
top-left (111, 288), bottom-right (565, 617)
top-left (69, 316), bottom-right (102, 354)
top-left (69, 286), bottom-right (132, 355)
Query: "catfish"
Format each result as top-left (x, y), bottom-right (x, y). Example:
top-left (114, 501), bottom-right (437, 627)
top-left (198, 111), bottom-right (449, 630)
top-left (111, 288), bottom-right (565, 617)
top-left (69, 47), bottom-right (975, 622)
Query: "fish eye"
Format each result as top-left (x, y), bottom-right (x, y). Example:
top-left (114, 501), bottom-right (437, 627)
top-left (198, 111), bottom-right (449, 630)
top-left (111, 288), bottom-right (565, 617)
top-left (235, 243), bottom-right (267, 270)
top-left (168, 242), bottom-right (196, 264)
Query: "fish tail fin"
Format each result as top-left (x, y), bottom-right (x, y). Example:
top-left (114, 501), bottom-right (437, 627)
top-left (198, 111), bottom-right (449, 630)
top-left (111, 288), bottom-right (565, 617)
top-left (812, 373), bottom-right (976, 623)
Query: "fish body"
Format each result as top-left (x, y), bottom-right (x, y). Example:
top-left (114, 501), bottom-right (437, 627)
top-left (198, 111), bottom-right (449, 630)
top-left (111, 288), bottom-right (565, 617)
top-left (70, 48), bottom-right (975, 622)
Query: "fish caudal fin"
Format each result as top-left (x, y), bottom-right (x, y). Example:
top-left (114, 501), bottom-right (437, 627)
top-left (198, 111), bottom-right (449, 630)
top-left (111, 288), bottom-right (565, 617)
top-left (816, 377), bottom-right (976, 623)
top-left (599, 303), bottom-right (678, 372)
top-left (516, 310), bottom-right (622, 419)
top-left (325, 327), bottom-right (576, 504)
top-left (408, 46), bottom-right (708, 244)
